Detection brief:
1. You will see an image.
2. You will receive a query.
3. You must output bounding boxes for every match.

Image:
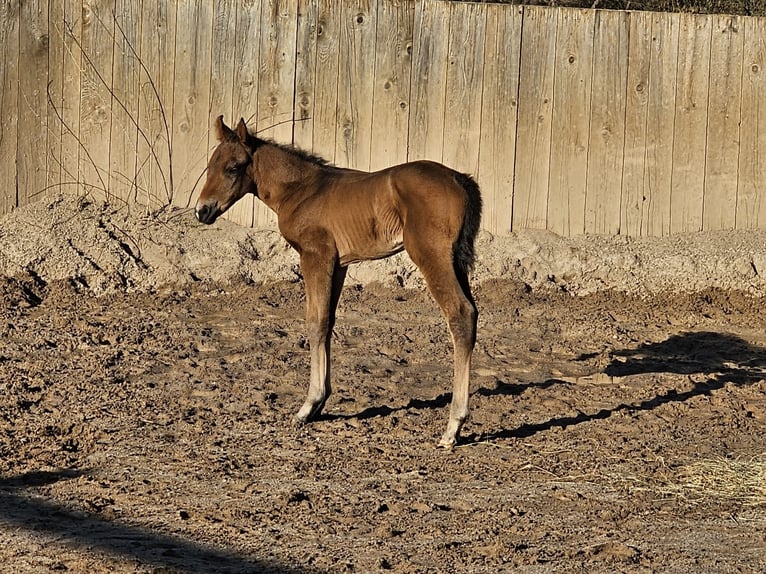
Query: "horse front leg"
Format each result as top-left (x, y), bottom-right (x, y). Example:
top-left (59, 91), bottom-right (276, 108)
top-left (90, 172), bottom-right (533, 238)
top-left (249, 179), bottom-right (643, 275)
top-left (295, 254), bottom-right (346, 424)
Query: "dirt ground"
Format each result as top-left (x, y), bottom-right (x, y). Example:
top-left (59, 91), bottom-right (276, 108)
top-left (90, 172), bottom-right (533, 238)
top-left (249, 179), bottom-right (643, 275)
top-left (1, 196), bottom-right (766, 573)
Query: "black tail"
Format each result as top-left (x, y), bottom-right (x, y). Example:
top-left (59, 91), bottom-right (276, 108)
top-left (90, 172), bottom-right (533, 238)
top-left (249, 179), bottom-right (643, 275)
top-left (453, 172), bottom-right (482, 275)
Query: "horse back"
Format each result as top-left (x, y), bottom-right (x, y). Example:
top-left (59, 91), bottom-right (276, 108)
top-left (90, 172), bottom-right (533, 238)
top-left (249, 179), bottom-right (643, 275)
top-left (278, 160), bottom-right (476, 266)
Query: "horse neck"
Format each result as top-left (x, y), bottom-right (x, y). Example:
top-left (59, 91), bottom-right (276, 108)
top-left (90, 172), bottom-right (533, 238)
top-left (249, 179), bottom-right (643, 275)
top-left (251, 143), bottom-right (320, 214)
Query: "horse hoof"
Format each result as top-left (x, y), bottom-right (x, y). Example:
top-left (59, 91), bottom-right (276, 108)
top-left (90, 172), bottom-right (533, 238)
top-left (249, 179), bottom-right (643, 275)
top-left (437, 436), bottom-right (457, 450)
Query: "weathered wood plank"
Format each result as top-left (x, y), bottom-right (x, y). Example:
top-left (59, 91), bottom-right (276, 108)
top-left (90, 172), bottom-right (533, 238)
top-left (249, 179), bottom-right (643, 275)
top-left (704, 14), bottom-right (743, 231)
top-left (335, 0), bottom-right (376, 171)
top-left (585, 9), bottom-right (628, 235)
top-left (293, 0), bottom-right (317, 152)
top-left (137, 0), bottom-right (176, 209)
top-left (255, 0), bottom-right (298, 228)
top-left (369, 0), bottom-right (414, 171)
top-left (47, 0), bottom-right (65, 198)
top-left (478, 4), bottom-right (522, 236)
top-left (211, 0), bottom-right (244, 225)
top-left (442, 1), bottom-right (485, 176)
top-left (110, 0), bottom-right (141, 205)
top-left (170, 0), bottom-right (208, 211)
top-left (17, 0), bottom-right (50, 206)
top-left (78, 0), bottom-right (115, 203)
top-left (234, 0), bottom-right (261, 123)
top-left (229, 0), bottom-right (262, 228)
top-left (621, 11), bottom-right (651, 236)
top-left (257, 0), bottom-right (298, 142)
top-left (211, 0), bottom-right (236, 127)
top-left (513, 6), bottom-right (557, 231)
top-left (644, 11), bottom-right (679, 237)
top-left (60, 0), bottom-right (82, 196)
top-left (0, 0), bottom-right (20, 215)
top-left (548, 8), bottom-right (594, 237)
top-left (670, 13), bottom-right (710, 234)
top-left (737, 16), bottom-right (766, 229)
top-left (307, 0), bottom-right (340, 162)
top-left (408, 0), bottom-right (449, 163)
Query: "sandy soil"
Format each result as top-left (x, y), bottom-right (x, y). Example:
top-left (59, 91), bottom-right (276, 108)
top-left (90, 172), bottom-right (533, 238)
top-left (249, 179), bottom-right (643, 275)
top-left (1, 195), bottom-right (765, 573)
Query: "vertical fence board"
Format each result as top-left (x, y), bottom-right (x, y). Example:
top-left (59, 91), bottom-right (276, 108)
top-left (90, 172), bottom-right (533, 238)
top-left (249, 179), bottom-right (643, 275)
top-left (110, 0), bottom-right (141, 204)
top-left (737, 16), bottom-right (766, 229)
top-left (0, 0), bottom-right (19, 216)
top-left (670, 13), bottom-right (710, 233)
top-left (548, 8), bottom-right (594, 236)
top-left (137, 0), bottom-right (175, 209)
top-left (408, 0), bottom-right (449, 162)
top-left (60, 0), bottom-right (82, 194)
top-left (234, 0), bottom-right (261, 125)
top-left (441, 1), bottom-right (485, 176)
top-left (170, 0), bottom-right (207, 211)
top-left (255, 0), bottom-right (298, 227)
top-left (621, 11), bottom-right (651, 236)
top-left (704, 14), bottom-right (743, 231)
top-left (211, 0), bottom-right (243, 224)
top-left (79, 0), bottom-right (114, 203)
top-left (229, 0), bottom-right (262, 228)
top-left (47, 0), bottom-right (65, 197)
top-left (211, 0), bottom-right (236, 125)
top-left (294, 0), bottom-right (317, 151)
top-left (585, 9), bottom-right (628, 235)
top-left (513, 6), bottom-right (557, 231)
top-left (479, 4), bottom-right (522, 235)
top-left (257, 0), bottom-right (297, 142)
top-left (644, 12), bottom-right (679, 237)
top-left (336, 0), bottom-right (376, 170)
top-left (369, 0), bottom-right (414, 171)
top-left (307, 0), bottom-right (340, 162)
top-left (18, 0), bottom-right (50, 207)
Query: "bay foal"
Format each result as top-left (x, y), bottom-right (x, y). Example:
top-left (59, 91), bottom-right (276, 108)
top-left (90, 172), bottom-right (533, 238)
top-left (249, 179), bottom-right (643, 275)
top-left (195, 116), bottom-right (482, 447)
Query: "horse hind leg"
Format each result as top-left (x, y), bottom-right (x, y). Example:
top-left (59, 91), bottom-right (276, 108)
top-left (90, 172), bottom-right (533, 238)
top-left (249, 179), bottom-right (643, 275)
top-left (406, 239), bottom-right (477, 448)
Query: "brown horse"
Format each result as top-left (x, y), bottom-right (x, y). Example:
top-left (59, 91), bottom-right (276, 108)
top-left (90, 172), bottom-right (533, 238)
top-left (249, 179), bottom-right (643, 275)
top-left (195, 116), bottom-right (482, 448)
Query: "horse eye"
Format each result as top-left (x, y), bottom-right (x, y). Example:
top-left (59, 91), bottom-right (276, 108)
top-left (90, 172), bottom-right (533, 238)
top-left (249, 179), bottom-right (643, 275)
top-left (226, 165), bottom-right (243, 177)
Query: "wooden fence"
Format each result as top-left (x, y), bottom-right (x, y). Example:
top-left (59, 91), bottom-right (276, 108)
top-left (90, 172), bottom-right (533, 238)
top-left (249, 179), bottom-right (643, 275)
top-left (1, 0), bottom-right (765, 236)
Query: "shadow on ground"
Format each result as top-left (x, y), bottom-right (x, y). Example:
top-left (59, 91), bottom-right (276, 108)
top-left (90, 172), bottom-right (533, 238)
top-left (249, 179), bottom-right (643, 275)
top-left (0, 470), bottom-right (318, 574)
top-left (467, 331), bottom-right (766, 444)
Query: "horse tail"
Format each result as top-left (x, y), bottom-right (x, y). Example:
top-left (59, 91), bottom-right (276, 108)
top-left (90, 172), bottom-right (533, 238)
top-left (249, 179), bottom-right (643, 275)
top-left (453, 172), bottom-right (483, 275)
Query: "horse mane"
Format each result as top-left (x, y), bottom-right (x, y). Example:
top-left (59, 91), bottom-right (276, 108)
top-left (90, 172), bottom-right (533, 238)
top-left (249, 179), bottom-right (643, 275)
top-left (254, 134), bottom-right (334, 168)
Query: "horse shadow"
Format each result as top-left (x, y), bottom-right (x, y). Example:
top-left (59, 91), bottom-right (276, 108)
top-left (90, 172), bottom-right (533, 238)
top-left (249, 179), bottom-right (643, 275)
top-left (327, 331), bottom-right (766, 443)
top-left (320, 331), bottom-right (766, 445)
top-left (321, 378), bottom-right (561, 425)
top-left (462, 331), bottom-right (766, 444)
top-left (321, 396), bottom-right (450, 422)
top-left (0, 469), bottom-right (318, 574)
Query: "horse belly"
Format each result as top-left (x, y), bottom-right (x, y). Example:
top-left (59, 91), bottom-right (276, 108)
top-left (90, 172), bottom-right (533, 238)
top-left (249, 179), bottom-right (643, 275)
top-left (332, 181), bottom-right (405, 266)
top-left (337, 208), bottom-right (404, 265)
top-left (338, 233), bottom-right (404, 266)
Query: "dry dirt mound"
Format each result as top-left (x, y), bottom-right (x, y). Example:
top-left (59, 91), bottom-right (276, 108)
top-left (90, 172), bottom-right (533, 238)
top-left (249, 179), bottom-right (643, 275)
top-left (2, 194), bottom-right (766, 297)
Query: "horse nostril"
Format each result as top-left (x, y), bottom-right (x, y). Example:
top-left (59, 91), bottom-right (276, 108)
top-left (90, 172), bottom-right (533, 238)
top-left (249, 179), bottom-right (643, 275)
top-left (195, 202), bottom-right (220, 224)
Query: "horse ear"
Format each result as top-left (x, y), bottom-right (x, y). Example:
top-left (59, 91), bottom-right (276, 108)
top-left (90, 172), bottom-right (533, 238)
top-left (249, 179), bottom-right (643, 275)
top-left (215, 115), bottom-right (237, 142)
top-left (235, 118), bottom-right (249, 144)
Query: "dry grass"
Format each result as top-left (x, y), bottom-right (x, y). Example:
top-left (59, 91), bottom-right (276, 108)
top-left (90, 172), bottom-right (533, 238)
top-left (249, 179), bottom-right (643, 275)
top-left (664, 455), bottom-right (766, 507)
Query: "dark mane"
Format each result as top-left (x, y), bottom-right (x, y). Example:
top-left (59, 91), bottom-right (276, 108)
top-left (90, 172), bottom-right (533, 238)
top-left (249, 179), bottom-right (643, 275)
top-left (255, 135), bottom-right (334, 168)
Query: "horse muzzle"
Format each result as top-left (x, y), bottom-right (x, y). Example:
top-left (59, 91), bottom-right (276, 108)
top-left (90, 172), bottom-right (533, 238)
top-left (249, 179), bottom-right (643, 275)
top-left (195, 202), bottom-right (221, 225)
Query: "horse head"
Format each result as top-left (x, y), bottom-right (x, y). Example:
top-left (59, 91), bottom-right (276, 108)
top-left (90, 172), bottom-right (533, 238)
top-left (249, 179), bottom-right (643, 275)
top-left (195, 115), bottom-right (258, 224)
